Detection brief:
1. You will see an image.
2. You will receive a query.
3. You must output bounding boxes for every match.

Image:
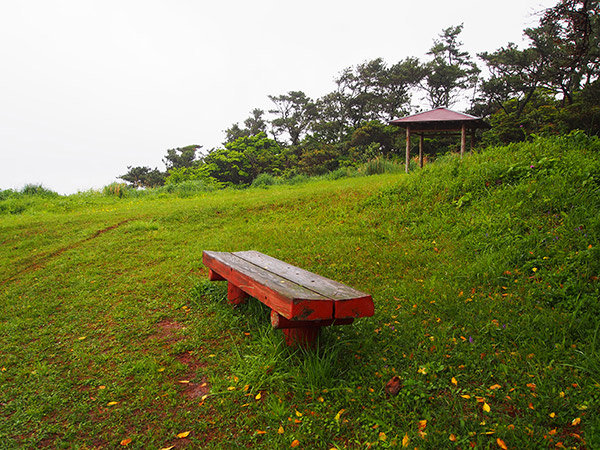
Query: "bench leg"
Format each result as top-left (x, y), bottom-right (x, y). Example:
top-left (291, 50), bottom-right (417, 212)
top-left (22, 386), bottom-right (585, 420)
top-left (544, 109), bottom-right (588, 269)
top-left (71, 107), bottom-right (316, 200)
top-left (282, 327), bottom-right (320, 348)
top-left (227, 282), bottom-right (248, 305)
top-left (208, 269), bottom-right (225, 281)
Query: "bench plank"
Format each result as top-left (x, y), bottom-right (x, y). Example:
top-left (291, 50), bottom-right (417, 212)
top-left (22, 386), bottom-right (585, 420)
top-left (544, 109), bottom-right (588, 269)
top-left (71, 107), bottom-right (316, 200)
top-left (233, 251), bottom-right (374, 319)
top-left (203, 251), bottom-right (333, 320)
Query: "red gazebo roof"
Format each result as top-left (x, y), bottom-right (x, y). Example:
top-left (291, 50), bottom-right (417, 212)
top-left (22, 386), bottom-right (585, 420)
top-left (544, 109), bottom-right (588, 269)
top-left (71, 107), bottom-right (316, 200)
top-left (390, 107), bottom-right (489, 132)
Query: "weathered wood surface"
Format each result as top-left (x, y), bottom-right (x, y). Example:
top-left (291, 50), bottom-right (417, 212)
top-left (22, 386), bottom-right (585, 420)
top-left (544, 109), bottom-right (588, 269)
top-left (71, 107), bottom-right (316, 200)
top-left (202, 250), bottom-right (374, 321)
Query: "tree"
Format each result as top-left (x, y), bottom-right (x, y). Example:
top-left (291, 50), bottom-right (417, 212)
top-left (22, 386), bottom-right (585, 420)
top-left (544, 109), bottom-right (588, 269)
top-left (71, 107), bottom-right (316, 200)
top-left (314, 58), bottom-right (423, 139)
top-left (224, 132), bottom-right (282, 179)
top-left (476, 44), bottom-right (544, 118)
top-left (202, 132), bottom-right (282, 185)
top-left (422, 24), bottom-right (480, 108)
top-left (162, 145), bottom-right (202, 171)
top-left (119, 166), bottom-right (165, 188)
top-left (224, 109), bottom-right (267, 144)
top-left (348, 121), bottom-right (402, 158)
top-left (268, 91), bottom-right (318, 146)
top-left (525, 0), bottom-right (600, 105)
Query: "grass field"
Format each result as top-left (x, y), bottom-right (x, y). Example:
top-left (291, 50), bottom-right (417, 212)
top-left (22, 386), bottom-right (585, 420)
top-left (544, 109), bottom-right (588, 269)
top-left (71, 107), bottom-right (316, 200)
top-left (1, 133), bottom-right (599, 449)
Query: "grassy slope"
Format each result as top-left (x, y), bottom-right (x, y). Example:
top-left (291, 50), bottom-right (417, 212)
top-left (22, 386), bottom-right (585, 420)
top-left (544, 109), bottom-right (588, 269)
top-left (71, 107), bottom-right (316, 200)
top-left (1, 134), bottom-right (599, 449)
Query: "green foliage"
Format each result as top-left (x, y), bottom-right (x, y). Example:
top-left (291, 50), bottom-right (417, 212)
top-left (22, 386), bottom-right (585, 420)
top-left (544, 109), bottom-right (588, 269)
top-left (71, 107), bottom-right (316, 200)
top-left (20, 183), bottom-right (58, 197)
top-left (269, 91), bottom-right (318, 146)
top-left (349, 121), bottom-right (403, 159)
top-left (251, 173), bottom-right (278, 188)
top-left (423, 24), bottom-right (480, 108)
top-left (199, 133), bottom-right (283, 186)
top-left (162, 145), bottom-right (202, 170)
top-left (119, 166), bottom-right (165, 188)
top-left (164, 165), bottom-right (220, 187)
top-left (360, 158), bottom-right (404, 176)
top-left (224, 109), bottom-right (267, 144)
top-left (103, 182), bottom-right (130, 198)
top-left (156, 179), bottom-right (217, 197)
top-left (298, 145), bottom-right (340, 176)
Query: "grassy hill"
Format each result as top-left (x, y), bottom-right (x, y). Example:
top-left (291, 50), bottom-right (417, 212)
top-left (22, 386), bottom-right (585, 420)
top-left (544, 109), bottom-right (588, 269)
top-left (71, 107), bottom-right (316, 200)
top-left (1, 133), bottom-right (599, 449)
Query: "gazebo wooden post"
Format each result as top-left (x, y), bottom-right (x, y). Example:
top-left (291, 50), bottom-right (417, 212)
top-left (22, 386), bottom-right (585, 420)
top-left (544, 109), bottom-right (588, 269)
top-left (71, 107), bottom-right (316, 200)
top-left (390, 108), bottom-right (489, 163)
top-left (419, 134), bottom-right (424, 168)
top-left (405, 125), bottom-right (411, 173)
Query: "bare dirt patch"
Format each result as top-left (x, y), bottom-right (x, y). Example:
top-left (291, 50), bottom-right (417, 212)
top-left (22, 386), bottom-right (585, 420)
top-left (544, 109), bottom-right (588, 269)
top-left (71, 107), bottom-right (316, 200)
top-left (175, 351), bottom-right (211, 399)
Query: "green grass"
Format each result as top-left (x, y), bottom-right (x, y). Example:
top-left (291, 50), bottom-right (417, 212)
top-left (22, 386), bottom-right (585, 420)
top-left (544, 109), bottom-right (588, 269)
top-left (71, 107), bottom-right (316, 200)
top-left (1, 134), bottom-right (599, 449)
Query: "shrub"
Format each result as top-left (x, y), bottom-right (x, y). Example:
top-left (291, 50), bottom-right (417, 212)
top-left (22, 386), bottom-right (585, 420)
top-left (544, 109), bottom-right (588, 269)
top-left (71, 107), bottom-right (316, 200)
top-left (20, 184), bottom-right (58, 197)
top-left (251, 173), bottom-right (278, 188)
top-left (155, 179), bottom-right (216, 197)
top-left (103, 183), bottom-right (129, 198)
top-left (360, 158), bottom-right (404, 175)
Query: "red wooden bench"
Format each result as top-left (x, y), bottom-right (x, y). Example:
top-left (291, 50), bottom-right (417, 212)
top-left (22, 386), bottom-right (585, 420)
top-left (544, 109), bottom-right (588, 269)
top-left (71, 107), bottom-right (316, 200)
top-left (202, 250), bottom-right (374, 347)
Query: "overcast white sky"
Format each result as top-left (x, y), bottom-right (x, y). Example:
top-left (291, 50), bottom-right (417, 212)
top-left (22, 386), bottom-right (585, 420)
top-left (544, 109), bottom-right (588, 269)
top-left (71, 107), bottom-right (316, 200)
top-left (1, 0), bottom-right (557, 195)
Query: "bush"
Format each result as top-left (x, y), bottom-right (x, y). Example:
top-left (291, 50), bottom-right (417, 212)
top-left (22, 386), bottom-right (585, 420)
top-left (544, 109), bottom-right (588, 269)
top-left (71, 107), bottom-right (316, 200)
top-left (285, 174), bottom-right (309, 185)
top-left (155, 179), bottom-right (216, 197)
top-left (103, 183), bottom-right (129, 198)
top-left (20, 184), bottom-right (58, 197)
top-left (360, 158), bottom-right (404, 175)
top-left (0, 189), bottom-right (16, 201)
top-left (251, 173), bottom-right (278, 188)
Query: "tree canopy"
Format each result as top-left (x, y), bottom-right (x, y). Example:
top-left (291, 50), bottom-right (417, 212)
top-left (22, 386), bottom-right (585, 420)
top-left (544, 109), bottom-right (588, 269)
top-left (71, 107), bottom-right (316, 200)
top-left (118, 0), bottom-right (599, 187)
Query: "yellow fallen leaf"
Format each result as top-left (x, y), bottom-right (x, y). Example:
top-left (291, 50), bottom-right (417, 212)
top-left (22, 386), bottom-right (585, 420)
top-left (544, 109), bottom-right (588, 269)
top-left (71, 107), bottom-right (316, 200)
top-left (572, 417), bottom-right (581, 426)
top-left (178, 380), bottom-right (190, 384)
top-left (120, 438), bottom-right (131, 446)
top-left (295, 410), bottom-right (303, 417)
top-left (159, 446), bottom-right (175, 450)
top-left (107, 401), bottom-right (119, 406)
top-left (461, 394), bottom-right (471, 399)
top-left (176, 431), bottom-right (191, 438)
top-left (201, 395), bottom-right (208, 401)
top-left (98, 385), bottom-right (106, 390)
top-left (483, 402), bottom-right (491, 412)
top-left (496, 437), bottom-right (508, 449)
top-left (158, 368), bottom-right (165, 372)
top-left (256, 430), bottom-right (266, 435)
top-left (291, 439), bottom-right (300, 448)
top-left (550, 412), bottom-right (556, 418)
top-left (278, 426), bottom-right (284, 434)
top-left (227, 386), bottom-right (236, 391)
top-left (418, 419), bottom-right (427, 430)
top-left (451, 377), bottom-right (458, 386)
top-left (402, 433), bottom-right (410, 447)
top-left (255, 392), bottom-right (262, 400)
top-left (334, 409), bottom-right (345, 421)
top-left (489, 384), bottom-right (501, 390)
top-left (77, 336), bottom-right (87, 340)
top-left (379, 432), bottom-right (386, 441)
top-left (449, 433), bottom-right (457, 441)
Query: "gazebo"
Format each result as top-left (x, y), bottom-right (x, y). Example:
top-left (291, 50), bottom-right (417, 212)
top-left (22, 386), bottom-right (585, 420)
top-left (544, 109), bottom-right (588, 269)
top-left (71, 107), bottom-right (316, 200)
top-left (389, 107), bottom-right (490, 173)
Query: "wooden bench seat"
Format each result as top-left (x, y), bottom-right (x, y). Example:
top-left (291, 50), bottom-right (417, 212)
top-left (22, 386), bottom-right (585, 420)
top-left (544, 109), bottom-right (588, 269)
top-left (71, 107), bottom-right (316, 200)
top-left (202, 250), bottom-right (374, 346)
